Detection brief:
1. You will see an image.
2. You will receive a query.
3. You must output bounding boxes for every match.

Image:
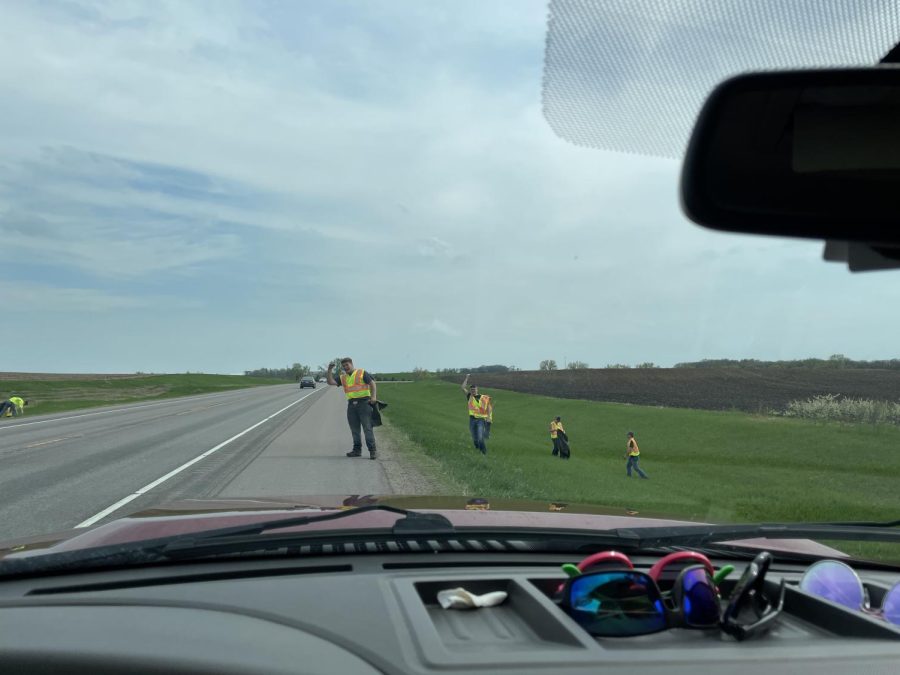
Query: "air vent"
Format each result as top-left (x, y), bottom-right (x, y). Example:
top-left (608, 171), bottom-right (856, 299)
top-left (384, 560), bottom-right (563, 570)
top-left (294, 538), bottom-right (538, 556)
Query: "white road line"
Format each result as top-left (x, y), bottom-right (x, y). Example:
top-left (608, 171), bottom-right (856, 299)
top-left (0, 387), bottom-right (290, 431)
top-left (75, 388), bottom-right (327, 528)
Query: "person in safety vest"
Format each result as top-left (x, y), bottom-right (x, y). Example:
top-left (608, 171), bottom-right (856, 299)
top-left (550, 416), bottom-right (564, 456)
top-left (327, 357), bottom-right (378, 460)
top-left (624, 431), bottom-right (649, 479)
top-left (0, 396), bottom-right (28, 418)
top-left (460, 374), bottom-right (489, 455)
top-left (551, 416), bottom-right (570, 459)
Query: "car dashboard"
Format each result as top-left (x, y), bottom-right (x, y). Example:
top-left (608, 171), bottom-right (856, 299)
top-left (0, 550), bottom-right (898, 674)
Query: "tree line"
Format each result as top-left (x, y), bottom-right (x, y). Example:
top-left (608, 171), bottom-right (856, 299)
top-left (246, 354), bottom-right (897, 381)
top-left (244, 363), bottom-right (313, 380)
top-left (673, 355), bottom-right (900, 370)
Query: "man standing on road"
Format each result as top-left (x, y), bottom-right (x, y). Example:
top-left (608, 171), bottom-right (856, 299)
top-left (624, 431), bottom-right (649, 479)
top-left (0, 396), bottom-right (27, 418)
top-left (326, 358), bottom-right (378, 460)
top-left (460, 374), bottom-right (488, 455)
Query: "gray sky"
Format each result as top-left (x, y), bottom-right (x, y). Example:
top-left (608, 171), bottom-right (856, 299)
top-left (1, 0), bottom-right (899, 374)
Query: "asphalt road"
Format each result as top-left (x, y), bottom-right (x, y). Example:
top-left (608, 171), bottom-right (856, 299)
top-left (0, 384), bottom-right (409, 542)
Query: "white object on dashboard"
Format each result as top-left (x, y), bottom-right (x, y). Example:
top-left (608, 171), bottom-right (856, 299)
top-left (436, 588), bottom-right (508, 610)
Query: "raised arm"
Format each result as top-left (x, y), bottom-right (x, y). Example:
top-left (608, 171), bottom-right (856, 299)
top-left (460, 373), bottom-right (470, 393)
top-left (326, 362), bottom-right (337, 386)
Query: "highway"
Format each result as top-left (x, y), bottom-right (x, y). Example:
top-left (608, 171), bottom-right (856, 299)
top-left (0, 384), bottom-right (416, 542)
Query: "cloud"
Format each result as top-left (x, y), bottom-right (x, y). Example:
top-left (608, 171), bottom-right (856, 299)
top-left (416, 237), bottom-right (457, 259)
top-left (0, 148), bottom-right (245, 279)
top-left (0, 281), bottom-right (199, 313)
top-left (0, 1), bottom-right (897, 373)
top-left (414, 319), bottom-right (461, 338)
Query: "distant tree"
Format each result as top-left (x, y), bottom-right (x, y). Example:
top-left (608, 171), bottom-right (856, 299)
top-left (566, 361), bottom-right (589, 369)
top-left (288, 363), bottom-right (311, 380)
top-left (635, 362), bottom-right (658, 369)
top-left (828, 354), bottom-right (850, 368)
top-left (412, 367), bottom-right (430, 381)
top-left (605, 363), bottom-right (632, 369)
top-left (461, 365), bottom-right (511, 373)
top-left (539, 359), bottom-right (558, 371)
top-left (245, 363), bottom-right (311, 380)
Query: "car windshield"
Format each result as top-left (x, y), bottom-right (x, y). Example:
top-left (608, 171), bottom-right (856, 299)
top-left (1, 0), bottom-right (898, 565)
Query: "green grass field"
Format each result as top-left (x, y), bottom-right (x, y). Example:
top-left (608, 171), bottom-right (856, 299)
top-left (380, 380), bottom-right (900, 525)
top-left (0, 374), bottom-right (287, 416)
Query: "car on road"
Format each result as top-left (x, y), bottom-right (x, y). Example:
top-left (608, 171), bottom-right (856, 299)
top-left (317, 377), bottom-right (326, 383)
top-left (299, 376), bottom-right (316, 389)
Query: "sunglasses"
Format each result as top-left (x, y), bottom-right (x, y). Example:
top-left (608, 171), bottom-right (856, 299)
top-left (558, 550), bottom-right (727, 593)
top-left (559, 565), bottom-right (721, 637)
top-left (799, 559), bottom-right (900, 626)
top-left (720, 551), bottom-right (786, 640)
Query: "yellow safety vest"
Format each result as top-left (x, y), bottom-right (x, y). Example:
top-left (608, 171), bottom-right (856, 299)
top-left (482, 395), bottom-right (492, 422)
top-left (467, 394), bottom-right (489, 419)
top-left (550, 421), bottom-right (558, 439)
top-left (627, 438), bottom-right (640, 456)
top-left (341, 369), bottom-right (371, 400)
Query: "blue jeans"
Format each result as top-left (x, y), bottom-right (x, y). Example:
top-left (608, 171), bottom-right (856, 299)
top-left (346, 400), bottom-right (376, 452)
top-left (469, 416), bottom-right (487, 454)
top-left (626, 455), bottom-right (648, 478)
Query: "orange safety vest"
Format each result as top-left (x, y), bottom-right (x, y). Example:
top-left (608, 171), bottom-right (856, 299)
top-left (482, 395), bottom-right (493, 422)
top-left (341, 369), bottom-right (371, 400)
top-left (467, 394), bottom-right (489, 419)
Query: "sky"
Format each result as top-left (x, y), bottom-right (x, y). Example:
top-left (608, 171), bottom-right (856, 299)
top-left (2, 0), bottom-right (900, 374)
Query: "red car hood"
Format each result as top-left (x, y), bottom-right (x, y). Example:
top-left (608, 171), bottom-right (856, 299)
top-left (0, 495), bottom-right (848, 560)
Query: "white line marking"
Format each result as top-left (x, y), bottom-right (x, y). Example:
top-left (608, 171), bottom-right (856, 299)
top-left (75, 388), bottom-right (326, 528)
top-left (0, 387), bottom-right (292, 431)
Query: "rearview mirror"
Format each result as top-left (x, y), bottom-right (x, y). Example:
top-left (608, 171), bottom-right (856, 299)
top-left (681, 68), bottom-right (900, 245)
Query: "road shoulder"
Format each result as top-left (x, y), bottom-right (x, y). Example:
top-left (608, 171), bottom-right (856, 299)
top-left (375, 417), bottom-right (466, 495)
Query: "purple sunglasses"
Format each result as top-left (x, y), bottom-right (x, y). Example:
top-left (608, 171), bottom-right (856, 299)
top-left (799, 559), bottom-right (900, 626)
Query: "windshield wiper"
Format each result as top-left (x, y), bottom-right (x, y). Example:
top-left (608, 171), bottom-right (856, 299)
top-left (0, 505), bottom-right (453, 578)
top-left (166, 504), bottom-right (454, 543)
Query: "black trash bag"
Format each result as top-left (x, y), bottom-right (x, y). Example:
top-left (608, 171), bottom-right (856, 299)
top-left (557, 436), bottom-right (570, 459)
top-left (370, 400), bottom-right (388, 427)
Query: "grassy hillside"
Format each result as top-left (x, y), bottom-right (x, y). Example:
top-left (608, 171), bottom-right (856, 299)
top-left (0, 374), bottom-right (287, 416)
top-left (381, 380), bottom-right (900, 525)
